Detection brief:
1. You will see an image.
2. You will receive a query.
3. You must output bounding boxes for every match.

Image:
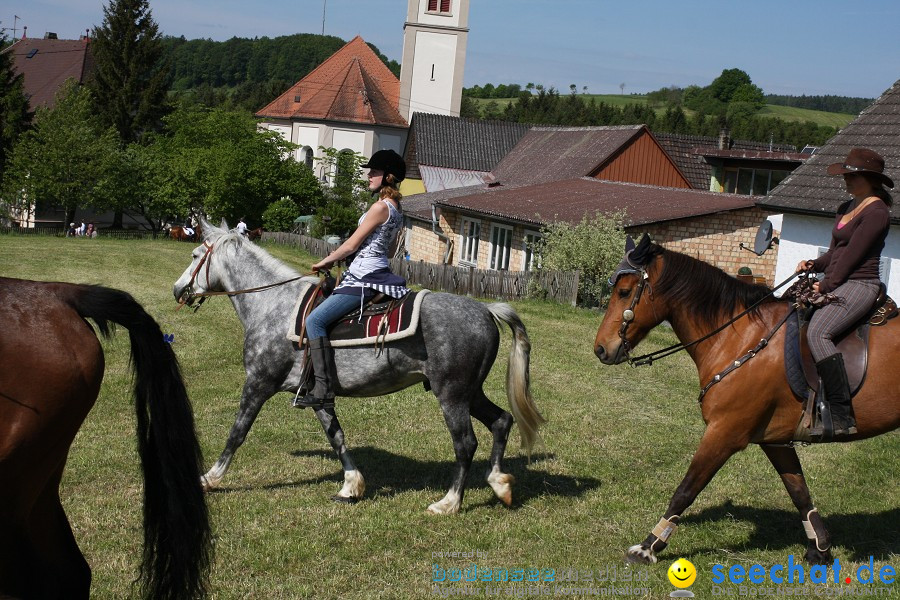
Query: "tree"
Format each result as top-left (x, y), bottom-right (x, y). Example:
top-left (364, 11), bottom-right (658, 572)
top-left (536, 211), bottom-right (626, 306)
top-left (708, 68), bottom-right (754, 104)
top-left (90, 0), bottom-right (169, 144)
top-left (146, 104), bottom-right (322, 225)
top-left (311, 147), bottom-right (368, 238)
top-left (262, 197), bottom-right (302, 232)
top-left (2, 80), bottom-right (120, 225)
top-left (0, 34), bottom-right (32, 181)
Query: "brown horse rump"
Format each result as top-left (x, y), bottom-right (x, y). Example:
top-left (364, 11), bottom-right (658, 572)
top-left (287, 288), bottom-right (430, 348)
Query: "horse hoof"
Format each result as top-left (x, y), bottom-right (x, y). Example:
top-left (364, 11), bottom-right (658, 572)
top-left (200, 475), bottom-right (217, 493)
top-left (487, 471), bottom-right (514, 507)
top-left (331, 495), bottom-right (360, 504)
top-left (804, 547), bottom-right (833, 565)
top-left (625, 545), bottom-right (657, 564)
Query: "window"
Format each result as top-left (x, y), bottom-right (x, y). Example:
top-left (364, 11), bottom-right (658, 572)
top-left (427, 0), bottom-right (452, 14)
top-left (722, 168), bottom-right (792, 196)
top-left (301, 146), bottom-right (314, 170)
top-left (523, 231), bottom-right (542, 271)
top-left (459, 218), bottom-right (480, 266)
top-left (489, 224), bottom-right (513, 271)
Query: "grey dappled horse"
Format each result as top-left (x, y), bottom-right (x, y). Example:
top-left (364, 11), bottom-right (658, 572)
top-left (173, 220), bottom-right (545, 514)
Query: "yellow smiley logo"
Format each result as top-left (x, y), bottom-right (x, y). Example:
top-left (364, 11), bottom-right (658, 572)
top-left (668, 558), bottom-right (697, 588)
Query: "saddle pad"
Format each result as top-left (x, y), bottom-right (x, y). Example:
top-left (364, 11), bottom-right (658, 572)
top-left (287, 289), bottom-right (430, 348)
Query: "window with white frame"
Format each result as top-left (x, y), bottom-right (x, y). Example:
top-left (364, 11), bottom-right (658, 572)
top-left (301, 146), bottom-right (314, 170)
top-left (489, 224), bottom-right (513, 271)
top-left (523, 230), bottom-right (542, 271)
top-left (459, 218), bottom-right (480, 266)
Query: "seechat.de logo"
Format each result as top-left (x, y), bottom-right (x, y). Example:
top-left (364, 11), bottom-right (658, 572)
top-left (711, 555), bottom-right (896, 586)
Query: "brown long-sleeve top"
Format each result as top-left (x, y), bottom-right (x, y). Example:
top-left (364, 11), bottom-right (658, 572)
top-left (811, 198), bottom-right (890, 293)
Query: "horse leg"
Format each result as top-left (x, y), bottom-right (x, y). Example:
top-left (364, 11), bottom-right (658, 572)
top-left (471, 390), bottom-right (515, 506)
top-left (314, 405), bottom-right (365, 502)
top-left (428, 395), bottom-right (478, 515)
top-left (626, 425), bottom-right (748, 564)
top-left (761, 444), bottom-right (833, 564)
top-left (202, 380), bottom-right (272, 491)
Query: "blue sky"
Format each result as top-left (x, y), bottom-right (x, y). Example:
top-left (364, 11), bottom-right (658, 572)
top-left (5, 0), bottom-right (899, 99)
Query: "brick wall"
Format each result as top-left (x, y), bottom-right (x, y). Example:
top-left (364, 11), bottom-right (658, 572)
top-left (634, 206), bottom-right (778, 284)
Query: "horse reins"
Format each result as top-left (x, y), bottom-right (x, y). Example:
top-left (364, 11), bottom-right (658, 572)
top-left (619, 268), bottom-right (801, 368)
top-left (176, 239), bottom-right (318, 311)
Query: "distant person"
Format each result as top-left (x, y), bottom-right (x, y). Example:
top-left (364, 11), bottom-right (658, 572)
top-left (66, 223), bottom-right (76, 237)
top-left (79, 221), bottom-right (87, 237)
top-left (236, 217), bottom-right (248, 237)
top-left (794, 147), bottom-right (894, 438)
top-left (86, 222), bottom-right (95, 238)
top-left (183, 223), bottom-right (195, 240)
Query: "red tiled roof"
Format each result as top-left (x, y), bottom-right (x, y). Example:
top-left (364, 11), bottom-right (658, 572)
top-left (434, 177), bottom-right (756, 227)
top-left (3, 37), bottom-right (93, 110)
top-left (255, 36), bottom-right (405, 127)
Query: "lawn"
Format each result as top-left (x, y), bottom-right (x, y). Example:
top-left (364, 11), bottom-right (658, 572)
top-left (472, 95), bottom-right (857, 129)
top-left (0, 235), bottom-right (896, 599)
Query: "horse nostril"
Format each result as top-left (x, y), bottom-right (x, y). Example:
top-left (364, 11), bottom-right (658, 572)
top-left (594, 345), bottom-right (606, 361)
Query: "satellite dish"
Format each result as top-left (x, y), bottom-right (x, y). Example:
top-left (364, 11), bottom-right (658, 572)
top-left (740, 220), bottom-right (779, 256)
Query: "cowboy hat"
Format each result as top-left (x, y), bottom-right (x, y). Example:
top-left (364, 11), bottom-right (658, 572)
top-left (827, 147), bottom-right (894, 188)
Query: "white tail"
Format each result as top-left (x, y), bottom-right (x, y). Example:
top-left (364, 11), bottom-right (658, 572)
top-left (487, 303), bottom-right (546, 455)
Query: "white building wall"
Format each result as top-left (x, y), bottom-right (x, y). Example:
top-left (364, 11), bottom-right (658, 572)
top-left (775, 214), bottom-right (900, 298)
top-left (408, 31), bottom-right (457, 117)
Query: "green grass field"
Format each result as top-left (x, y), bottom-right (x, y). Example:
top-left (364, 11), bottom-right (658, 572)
top-left (1, 235), bottom-right (897, 599)
top-left (472, 94), bottom-right (858, 129)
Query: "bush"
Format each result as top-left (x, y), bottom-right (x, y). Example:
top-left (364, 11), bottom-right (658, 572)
top-left (262, 197), bottom-right (301, 232)
top-left (536, 211), bottom-right (626, 307)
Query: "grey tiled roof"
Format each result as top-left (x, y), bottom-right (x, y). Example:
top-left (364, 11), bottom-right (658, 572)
top-left (490, 125), bottom-right (645, 186)
top-left (402, 112), bottom-right (529, 179)
top-left (655, 132), bottom-right (797, 190)
top-left (760, 79), bottom-right (898, 222)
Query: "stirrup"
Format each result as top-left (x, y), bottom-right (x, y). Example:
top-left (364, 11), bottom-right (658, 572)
top-left (292, 395), bottom-right (335, 410)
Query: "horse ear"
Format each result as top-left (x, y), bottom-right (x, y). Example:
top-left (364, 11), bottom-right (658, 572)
top-left (220, 218), bottom-right (229, 230)
top-left (630, 233), bottom-right (654, 265)
top-left (624, 235), bottom-right (635, 253)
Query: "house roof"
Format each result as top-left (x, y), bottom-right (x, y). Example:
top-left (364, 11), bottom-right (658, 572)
top-left (655, 132), bottom-right (798, 190)
top-left (433, 177), bottom-right (757, 228)
top-left (3, 37), bottom-right (93, 110)
top-left (760, 79), bottom-right (899, 221)
top-left (403, 112), bottom-right (529, 179)
top-left (255, 36), bottom-right (406, 127)
top-left (489, 125), bottom-right (646, 186)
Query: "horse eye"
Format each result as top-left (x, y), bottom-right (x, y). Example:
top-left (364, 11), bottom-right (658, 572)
top-left (618, 288), bottom-right (631, 299)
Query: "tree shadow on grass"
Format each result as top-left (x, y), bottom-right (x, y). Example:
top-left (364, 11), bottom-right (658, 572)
top-left (680, 500), bottom-right (900, 561)
top-left (211, 446), bottom-right (600, 509)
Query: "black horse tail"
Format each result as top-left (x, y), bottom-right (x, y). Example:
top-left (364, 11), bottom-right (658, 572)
top-left (68, 284), bottom-right (211, 600)
top-left (486, 303), bottom-right (546, 456)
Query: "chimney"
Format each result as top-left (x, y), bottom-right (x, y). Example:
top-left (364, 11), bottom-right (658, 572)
top-left (718, 127), bottom-right (731, 150)
top-left (44, 32), bottom-right (57, 39)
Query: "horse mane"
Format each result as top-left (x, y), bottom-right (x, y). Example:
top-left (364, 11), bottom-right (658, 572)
top-left (648, 243), bottom-right (781, 329)
top-left (214, 232), bottom-right (305, 282)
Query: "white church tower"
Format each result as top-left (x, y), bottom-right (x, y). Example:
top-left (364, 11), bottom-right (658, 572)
top-left (398, 0), bottom-right (470, 122)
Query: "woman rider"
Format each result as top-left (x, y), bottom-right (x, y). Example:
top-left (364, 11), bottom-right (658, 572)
top-left (293, 149), bottom-right (410, 409)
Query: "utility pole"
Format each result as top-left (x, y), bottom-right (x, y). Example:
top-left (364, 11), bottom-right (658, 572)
top-left (321, 0), bottom-right (326, 35)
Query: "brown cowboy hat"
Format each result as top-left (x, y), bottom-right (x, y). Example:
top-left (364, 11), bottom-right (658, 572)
top-left (827, 147), bottom-right (894, 188)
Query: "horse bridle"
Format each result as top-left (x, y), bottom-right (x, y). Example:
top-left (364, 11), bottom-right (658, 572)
top-left (176, 238), bottom-right (318, 311)
top-left (617, 267), bottom-right (651, 366)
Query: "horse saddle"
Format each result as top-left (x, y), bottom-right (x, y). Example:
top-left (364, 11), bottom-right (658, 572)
top-left (784, 284), bottom-right (897, 401)
top-left (287, 281), bottom-right (430, 349)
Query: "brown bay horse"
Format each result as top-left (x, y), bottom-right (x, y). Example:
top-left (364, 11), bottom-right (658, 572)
top-left (0, 277), bottom-right (211, 599)
top-left (593, 236), bottom-right (900, 565)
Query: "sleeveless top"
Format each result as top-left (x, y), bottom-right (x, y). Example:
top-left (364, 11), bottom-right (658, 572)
top-left (334, 199), bottom-right (409, 299)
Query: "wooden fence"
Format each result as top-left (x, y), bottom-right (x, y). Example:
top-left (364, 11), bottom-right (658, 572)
top-left (261, 231), bottom-right (579, 305)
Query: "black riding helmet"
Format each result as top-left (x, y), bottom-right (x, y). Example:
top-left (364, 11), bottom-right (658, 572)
top-left (362, 149), bottom-right (406, 184)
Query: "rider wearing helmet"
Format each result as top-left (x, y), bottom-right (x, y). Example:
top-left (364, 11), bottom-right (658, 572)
top-left (294, 149), bottom-right (409, 409)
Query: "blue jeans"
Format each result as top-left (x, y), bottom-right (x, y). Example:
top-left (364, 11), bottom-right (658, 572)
top-left (305, 292), bottom-right (362, 339)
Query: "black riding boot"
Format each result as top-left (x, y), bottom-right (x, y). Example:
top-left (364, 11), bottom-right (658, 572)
top-left (292, 337), bottom-right (336, 409)
top-left (815, 353), bottom-right (857, 437)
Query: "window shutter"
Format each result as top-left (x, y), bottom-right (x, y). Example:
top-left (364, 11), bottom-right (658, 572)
top-left (427, 0), bottom-right (438, 11)
top-left (440, 0), bottom-right (451, 12)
